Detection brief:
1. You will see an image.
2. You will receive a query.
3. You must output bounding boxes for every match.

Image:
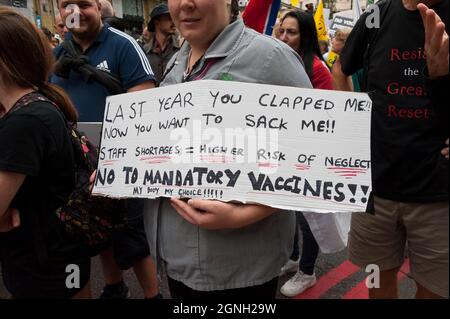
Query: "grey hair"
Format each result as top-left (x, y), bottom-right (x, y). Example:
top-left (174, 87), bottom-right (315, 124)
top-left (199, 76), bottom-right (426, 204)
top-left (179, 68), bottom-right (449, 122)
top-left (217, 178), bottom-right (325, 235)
top-left (99, 0), bottom-right (114, 18)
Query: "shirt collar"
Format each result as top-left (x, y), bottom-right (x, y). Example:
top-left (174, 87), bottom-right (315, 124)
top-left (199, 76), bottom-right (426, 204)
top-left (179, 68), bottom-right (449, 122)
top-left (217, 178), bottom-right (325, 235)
top-left (148, 35), bottom-right (180, 52)
top-left (178, 19), bottom-right (246, 61)
top-left (204, 19), bottom-right (245, 59)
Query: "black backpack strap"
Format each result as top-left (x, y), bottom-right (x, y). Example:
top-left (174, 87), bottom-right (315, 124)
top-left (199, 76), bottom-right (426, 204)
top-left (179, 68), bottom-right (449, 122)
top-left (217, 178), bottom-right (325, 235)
top-left (10, 92), bottom-right (48, 114)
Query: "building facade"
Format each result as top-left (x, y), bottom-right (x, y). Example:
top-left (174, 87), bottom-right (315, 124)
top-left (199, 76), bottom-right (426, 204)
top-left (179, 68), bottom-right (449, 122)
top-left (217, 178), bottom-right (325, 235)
top-left (1, 0), bottom-right (161, 32)
top-left (1, 0), bottom-right (378, 32)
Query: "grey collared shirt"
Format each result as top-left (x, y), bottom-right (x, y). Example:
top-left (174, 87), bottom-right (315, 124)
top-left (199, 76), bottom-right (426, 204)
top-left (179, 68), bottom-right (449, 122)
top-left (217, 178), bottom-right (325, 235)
top-left (144, 35), bottom-right (179, 86)
top-left (143, 19), bottom-right (312, 291)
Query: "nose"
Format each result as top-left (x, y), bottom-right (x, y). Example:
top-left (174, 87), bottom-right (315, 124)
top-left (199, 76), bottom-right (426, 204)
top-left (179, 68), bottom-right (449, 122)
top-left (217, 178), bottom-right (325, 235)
top-left (179, 0), bottom-right (195, 11)
top-left (279, 32), bottom-right (288, 43)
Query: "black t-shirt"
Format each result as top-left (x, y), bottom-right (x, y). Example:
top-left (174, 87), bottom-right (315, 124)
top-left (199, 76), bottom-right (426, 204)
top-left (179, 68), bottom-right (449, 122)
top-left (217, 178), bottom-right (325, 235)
top-left (425, 73), bottom-right (449, 125)
top-left (0, 100), bottom-right (89, 298)
top-left (340, 0), bottom-right (449, 203)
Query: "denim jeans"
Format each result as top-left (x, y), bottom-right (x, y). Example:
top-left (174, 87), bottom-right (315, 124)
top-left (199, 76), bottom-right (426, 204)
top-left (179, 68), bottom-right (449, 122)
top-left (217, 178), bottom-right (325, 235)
top-left (290, 212), bottom-right (319, 276)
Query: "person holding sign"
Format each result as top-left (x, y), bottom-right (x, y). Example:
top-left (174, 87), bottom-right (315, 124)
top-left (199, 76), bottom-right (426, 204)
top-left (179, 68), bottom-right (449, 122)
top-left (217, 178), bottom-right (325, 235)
top-left (143, 0), bottom-right (312, 299)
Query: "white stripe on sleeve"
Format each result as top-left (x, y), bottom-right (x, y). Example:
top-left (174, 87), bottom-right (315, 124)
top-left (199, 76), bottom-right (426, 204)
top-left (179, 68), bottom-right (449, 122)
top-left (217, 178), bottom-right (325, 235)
top-left (108, 27), bottom-right (153, 76)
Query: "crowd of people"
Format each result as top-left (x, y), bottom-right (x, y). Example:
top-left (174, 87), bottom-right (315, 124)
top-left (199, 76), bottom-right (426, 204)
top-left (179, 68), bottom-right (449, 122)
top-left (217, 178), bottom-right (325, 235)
top-left (0, 0), bottom-right (448, 300)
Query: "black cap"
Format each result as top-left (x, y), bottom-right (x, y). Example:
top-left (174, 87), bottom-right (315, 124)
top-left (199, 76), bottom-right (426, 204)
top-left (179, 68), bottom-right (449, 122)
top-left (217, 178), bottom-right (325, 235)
top-left (148, 3), bottom-right (170, 32)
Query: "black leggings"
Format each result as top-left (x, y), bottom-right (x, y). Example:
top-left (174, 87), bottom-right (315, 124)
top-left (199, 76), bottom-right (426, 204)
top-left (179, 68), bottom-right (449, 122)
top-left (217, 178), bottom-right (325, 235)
top-left (168, 277), bottom-right (279, 300)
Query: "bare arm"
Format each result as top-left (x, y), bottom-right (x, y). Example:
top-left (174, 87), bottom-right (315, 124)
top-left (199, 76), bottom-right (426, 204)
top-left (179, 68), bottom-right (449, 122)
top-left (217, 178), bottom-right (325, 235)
top-left (0, 171), bottom-right (25, 232)
top-left (332, 58), bottom-right (354, 91)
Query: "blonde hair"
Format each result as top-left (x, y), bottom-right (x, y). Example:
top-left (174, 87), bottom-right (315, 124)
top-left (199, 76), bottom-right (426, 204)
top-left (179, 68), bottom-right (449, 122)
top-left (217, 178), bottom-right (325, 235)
top-left (333, 29), bottom-right (351, 44)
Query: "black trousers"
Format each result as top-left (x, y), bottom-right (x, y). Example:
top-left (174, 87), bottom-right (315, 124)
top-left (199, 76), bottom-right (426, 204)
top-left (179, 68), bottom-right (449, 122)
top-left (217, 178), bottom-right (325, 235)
top-left (168, 277), bottom-right (279, 300)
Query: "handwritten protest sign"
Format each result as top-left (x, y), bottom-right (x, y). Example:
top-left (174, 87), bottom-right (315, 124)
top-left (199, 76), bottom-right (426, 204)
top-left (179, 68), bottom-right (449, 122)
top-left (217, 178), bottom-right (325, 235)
top-left (329, 15), bottom-right (355, 36)
top-left (92, 80), bottom-right (372, 213)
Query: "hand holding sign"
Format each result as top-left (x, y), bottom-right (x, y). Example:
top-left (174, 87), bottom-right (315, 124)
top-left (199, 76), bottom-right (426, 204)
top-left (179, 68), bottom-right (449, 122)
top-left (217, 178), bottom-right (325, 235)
top-left (170, 198), bottom-right (276, 230)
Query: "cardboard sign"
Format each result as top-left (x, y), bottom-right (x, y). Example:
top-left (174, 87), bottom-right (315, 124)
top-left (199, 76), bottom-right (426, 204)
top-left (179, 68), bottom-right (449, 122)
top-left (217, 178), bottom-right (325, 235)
top-left (92, 80), bottom-right (372, 213)
top-left (329, 15), bottom-right (355, 36)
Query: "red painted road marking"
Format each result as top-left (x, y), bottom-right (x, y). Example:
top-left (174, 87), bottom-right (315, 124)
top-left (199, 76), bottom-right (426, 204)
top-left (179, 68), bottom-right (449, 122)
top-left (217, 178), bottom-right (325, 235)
top-left (342, 259), bottom-right (411, 299)
top-left (294, 260), bottom-right (360, 299)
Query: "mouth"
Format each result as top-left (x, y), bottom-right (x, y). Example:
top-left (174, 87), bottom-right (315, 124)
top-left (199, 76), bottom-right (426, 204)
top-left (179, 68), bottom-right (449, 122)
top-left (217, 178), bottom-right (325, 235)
top-left (180, 18), bottom-right (201, 25)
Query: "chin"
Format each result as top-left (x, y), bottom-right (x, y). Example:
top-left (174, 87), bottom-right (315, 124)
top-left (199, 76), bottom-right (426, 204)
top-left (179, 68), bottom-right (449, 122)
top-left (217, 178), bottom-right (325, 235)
top-left (181, 30), bottom-right (200, 40)
top-left (70, 29), bottom-right (85, 36)
top-left (71, 26), bottom-right (91, 37)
